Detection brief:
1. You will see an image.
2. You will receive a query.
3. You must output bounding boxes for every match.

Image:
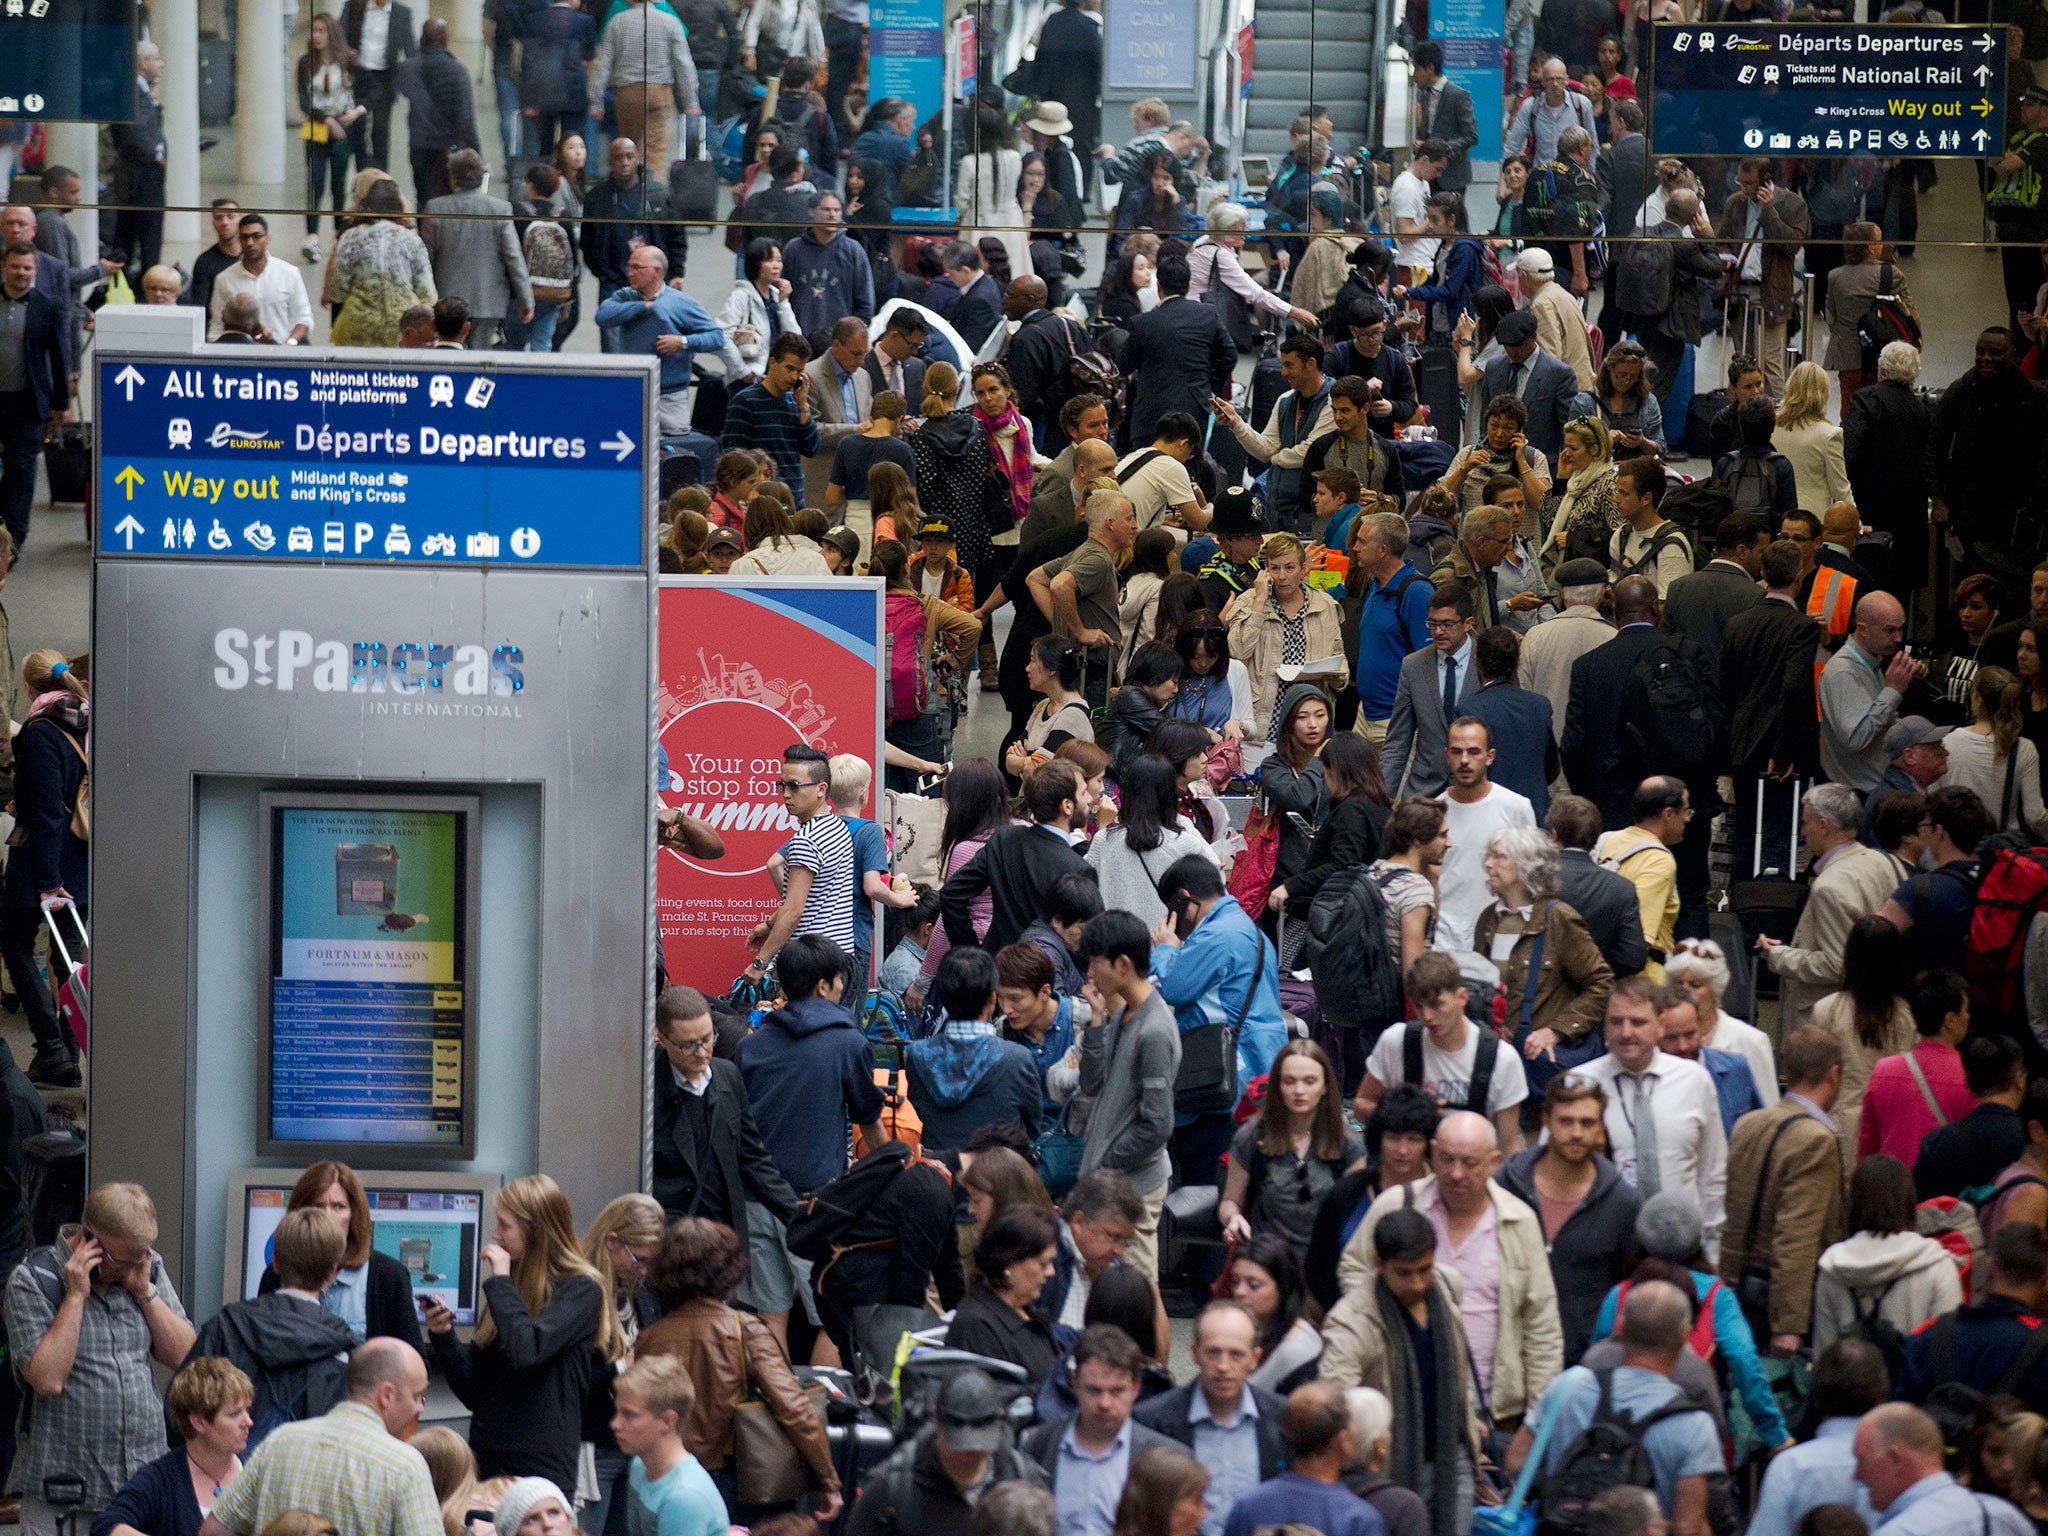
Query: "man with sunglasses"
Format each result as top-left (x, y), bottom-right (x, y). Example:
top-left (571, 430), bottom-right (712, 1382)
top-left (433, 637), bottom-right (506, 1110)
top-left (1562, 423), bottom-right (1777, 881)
top-left (743, 744), bottom-right (858, 991)
top-left (7, 1182), bottom-right (194, 1536)
top-left (650, 984), bottom-right (796, 1243)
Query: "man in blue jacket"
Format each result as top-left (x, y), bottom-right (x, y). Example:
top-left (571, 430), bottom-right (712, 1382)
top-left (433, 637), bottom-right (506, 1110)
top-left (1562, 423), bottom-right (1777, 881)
top-left (736, 935), bottom-right (885, 1346)
top-left (594, 244), bottom-right (744, 433)
top-left (1349, 510), bottom-right (1434, 752)
top-left (784, 191), bottom-right (875, 341)
top-left (1150, 855), bottom-right (1288, 1187)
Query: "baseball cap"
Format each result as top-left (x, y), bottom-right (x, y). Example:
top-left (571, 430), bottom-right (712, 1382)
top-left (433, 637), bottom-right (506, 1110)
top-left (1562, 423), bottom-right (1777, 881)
top-left (1886, 715), bottom-right (1947, 755)
top-left (916, 515), bottom-right (954, 540)
top-left (935, 1369), bottom-right (1006, 1453)
top-left (705, 528), bottom-right (743, 553)
top-left (1515, 247), bottom-right (1555, 276)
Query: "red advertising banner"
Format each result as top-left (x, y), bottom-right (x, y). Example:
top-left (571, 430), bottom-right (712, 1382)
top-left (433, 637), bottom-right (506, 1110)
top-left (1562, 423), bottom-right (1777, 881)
top-left (655, 578), bottom-right (885, 992)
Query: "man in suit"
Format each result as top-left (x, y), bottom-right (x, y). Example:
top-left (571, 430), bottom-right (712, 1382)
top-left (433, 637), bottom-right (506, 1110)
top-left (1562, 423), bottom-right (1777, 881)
top-left (582, 137), bottom-right (691, 322)
top-left (1004, 276), bottom-right (1076, 449)
top-left (0, 207), bottom-right (73, 380)
top-left (1548, 795), bottom-right (1649, 977)
top-left (864, 306), bottom-right (931, 404)
top-left (1663, 510), bottom-right (1769, 669)
top-left (1718, 1026), bottom-right (1846, 1357)
top-left (650, 987), bottom-right (797, 1242)
top-left (931, 243), bottom-right (1003, 352)
top-left (1462, 624), bottom-right (1561, 819)
top-left (1383, 585), bottom-right (1481, 799)
top-left (1759, 783), bottom-right (1903, 1027)
top-left (108, 42), bottom-right (166, 274)
top-left (1118, 250), bottom-right (1236, 449)
top-left (422, 150), bottom-right (531, 350)
top-left (801, 317), bottom-right (875, 510)
top-left (401, 19), bottom-right (480, 206)
top-left (1133, 1302), bottom-right (1291, 1535)
top-left (0, 242), bottom-right (72, 550)
top-left (1721, 537), bottom-right (1821, 885)
top-left (521, 0), bottom-right (598, 155)
top-left (1411, 43), bottom-right (1478, 193)
top-left (341, 0), bottom-right (418, 172)
top-left (1563, 576), bottom-right (1670, 828)
top-left (1020, 438), bottom-right (1116, 553)
top-left (1020, 1323), bottom-right (1180, 1519)
top-left (1480, 310), bottom-right (1577, 460)
top-left (1596, 101), bottom-right (1651, 320)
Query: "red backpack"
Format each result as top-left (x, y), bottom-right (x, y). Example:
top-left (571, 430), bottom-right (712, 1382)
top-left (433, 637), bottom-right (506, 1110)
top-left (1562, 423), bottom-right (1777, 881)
top-left (884, 591), bottom-right (931, 723)
top-left (1965, 836), bottom-right (2048, 1018)
top-left (1617, 1277), bottom-right (1722, 1362)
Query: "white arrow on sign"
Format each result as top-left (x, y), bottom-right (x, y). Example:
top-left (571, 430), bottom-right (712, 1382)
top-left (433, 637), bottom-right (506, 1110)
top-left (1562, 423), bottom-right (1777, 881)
top-left (1977, 31), bottom-right (1999, 47)
top-left (114, 364), bottom-right (145, 401)
top-left (1977, 63), bottom-right (1995, 84)
top-left (1975, 128), bottom-right (1992, 148)
top-left (113, 514), bottom-right (144, 550)
top-left (602, 430), bottom-right (635, 463)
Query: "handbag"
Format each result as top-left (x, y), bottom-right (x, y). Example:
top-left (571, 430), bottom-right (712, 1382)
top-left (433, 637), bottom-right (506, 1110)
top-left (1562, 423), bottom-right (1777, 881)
top-left (1226, 798), bottom-right (1281, 923)
top-left (730, 1311), bottom-right (829, 1504)
top-left (1201, 736), bottom-right (1243, 794)
top-left (1472, 1377), bottom-right (1560, 1536)
top-left (1175, 932), bottom-right (1268, 1116)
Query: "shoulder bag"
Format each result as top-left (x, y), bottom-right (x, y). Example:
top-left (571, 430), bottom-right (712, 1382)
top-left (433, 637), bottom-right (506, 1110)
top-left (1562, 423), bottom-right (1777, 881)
top-left (731, 1309), bottom-right (830, 1503)
top-left (1174, 931), bottom-right (1268, 1116)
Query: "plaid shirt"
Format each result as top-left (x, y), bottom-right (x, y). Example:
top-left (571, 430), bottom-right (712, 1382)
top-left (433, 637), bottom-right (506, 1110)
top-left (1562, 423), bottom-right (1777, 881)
top-left (212, 1401), bottom-right (443, 1536)
top-left (4, 1245), bottom-right (185, 1504)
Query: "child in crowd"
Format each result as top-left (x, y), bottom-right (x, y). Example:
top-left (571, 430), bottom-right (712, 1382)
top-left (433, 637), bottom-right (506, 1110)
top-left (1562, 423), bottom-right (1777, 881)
top-left (1313, 467), bottom-right (1364, 555)
top-left (608, 1355), bottom-right (742, 1536)
top-left (880, 889), bottom-right (941, 997)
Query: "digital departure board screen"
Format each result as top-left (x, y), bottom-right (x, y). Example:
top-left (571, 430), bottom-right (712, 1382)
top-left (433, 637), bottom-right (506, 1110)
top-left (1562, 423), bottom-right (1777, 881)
top-left (261, 793), bottom-right (479, 1156)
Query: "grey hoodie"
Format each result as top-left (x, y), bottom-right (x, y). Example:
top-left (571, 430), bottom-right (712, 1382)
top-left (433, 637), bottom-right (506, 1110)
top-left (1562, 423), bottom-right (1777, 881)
top-left (1077, 987), bottom-right (1180, 1194)
top-left (1811, 1229), bottom-right (1966, 1354)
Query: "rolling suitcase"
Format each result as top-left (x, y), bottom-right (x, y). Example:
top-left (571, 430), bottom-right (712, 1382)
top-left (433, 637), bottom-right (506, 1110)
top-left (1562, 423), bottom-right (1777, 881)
top-left (670, 139), bottom-right (719, 225)
top-left (1414, 342), bottom-right (1461, 439)
top-left (1729, 779), bottom-right (1809, 998)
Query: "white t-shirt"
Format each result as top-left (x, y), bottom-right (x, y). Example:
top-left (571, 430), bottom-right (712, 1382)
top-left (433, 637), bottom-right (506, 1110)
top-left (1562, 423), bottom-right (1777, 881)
top-left (1117, 449), bottom-right (1198, 531)
top-left (1391, 170), bottom-right (1440, 270)
top-left (1431, 784), bottom-right (1538, 952)
top-left (1366, 1021), bottom-right (1529, 1119)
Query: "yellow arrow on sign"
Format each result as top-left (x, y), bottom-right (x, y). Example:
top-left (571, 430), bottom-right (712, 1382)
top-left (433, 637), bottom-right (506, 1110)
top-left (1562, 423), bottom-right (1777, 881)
top-left (1976, 99), bottom-right (1995, 116)
top-left (114, 465), bottom-right (143, 500)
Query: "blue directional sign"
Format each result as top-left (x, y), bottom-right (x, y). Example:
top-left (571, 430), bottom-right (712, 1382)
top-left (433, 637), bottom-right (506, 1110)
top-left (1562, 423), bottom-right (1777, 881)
top-left (95, 355), bottom-right (648, 568)
top-left (0, 0), bottom-right (135, 122)
top-left (1651, 23), bottom-right (2007, 159)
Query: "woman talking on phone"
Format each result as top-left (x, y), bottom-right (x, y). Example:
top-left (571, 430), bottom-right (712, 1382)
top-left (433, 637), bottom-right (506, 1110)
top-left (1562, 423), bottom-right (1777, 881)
top-left (424, 1175), bottom-right (611, 1486)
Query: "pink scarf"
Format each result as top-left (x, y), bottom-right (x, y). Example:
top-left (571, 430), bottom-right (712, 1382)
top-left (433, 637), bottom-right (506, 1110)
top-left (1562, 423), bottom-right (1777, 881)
top-left (974, 401), bottom-right (1034, 526)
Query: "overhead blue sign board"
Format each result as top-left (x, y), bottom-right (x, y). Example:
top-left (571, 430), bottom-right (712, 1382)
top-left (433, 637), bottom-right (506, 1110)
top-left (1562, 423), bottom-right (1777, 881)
top-left (95, 355), bottom-right (648, 568)
top-left (1651, 23), bottom-right (2006, 157)
top-left (0, 0), bottom-right (135, 122)
top-left (1432, 0), bottom-right (1505, 163)
top-left (871, 0), bottom-right (945, 130)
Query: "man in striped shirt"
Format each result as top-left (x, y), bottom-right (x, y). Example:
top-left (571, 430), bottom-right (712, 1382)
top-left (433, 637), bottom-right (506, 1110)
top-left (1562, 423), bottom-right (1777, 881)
top-left (743, 743), bottom-right (858, 993)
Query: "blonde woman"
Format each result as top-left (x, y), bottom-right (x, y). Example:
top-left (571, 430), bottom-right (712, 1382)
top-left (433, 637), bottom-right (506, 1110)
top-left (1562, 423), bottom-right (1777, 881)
top-left (410, 1427), bottom-right (478, 1536)
top-left (1223, 532), bottom-right (1347, 770)
top-left (1771, 361), bottom-right (1851, 513)
top-left (1542, 416), bottom-right (1618, 566)
top-left (579, 1195), bottom-right (665, 1536)
top-left (425, 1174), bottom-right (613, 1486)
top-left (1941, 666), bottom-right (2048, 837)
top-left (7, 647), bottom-right (89, 1087)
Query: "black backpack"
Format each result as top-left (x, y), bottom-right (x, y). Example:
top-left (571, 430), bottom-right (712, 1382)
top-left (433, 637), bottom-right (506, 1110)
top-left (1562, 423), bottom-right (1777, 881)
top-left (1306, 866), bottom-right (1404, 1034)
top-left (1401, 1020), bottom-right (1499, 1114)
top-left (1923, 1311), bottom-right (2048, 1466)
top-left (1616, 235), bottom-right (1675, 316)
top-left (1656, 478), bottom-right (1733, 572)
top-left (1539, 1369), bottom-right (1705, 1536)
top-left (784, 1140), bottom-right (948, 1263)
top-left (1844, 1279), bottom-right (1908, 1395)
top-left (1724, 454), bottom-right (1778, 515)
top-left (1624, 639), bottom-right (1724, 778)
top-left (1856, 263), bottom-right (1923, 357)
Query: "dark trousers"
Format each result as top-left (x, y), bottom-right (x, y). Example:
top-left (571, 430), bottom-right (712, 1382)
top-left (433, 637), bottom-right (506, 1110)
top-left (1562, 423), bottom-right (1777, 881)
top-left (359, 69), bottom-right (398, 168)
top-left (526, 110), bottom-right (589, 159)
top-left (304, 135), bottom-right (353, 236)
top-left (823, 17), bottom-right (865, 137)
top-left (1729, 771), bottom-right (1805, 885)
top-left (1644, 325), bottom-right (1687, 408)
top-left (2004, 240), bottom-right (2041, 340)
top-left (1675, 791), bottom-right (1714, 943)
top-left (113, 168), bottom-right (164, 274)
top-left (411, 149), bottom-right (452, 210)
top-left (0, 394), bottom-right (43, 549)
top-left (0, 906), bottom-right (73, 1058)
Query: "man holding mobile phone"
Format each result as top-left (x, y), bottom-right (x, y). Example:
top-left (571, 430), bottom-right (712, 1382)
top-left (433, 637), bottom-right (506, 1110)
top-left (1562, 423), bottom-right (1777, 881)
top-left (5, 1183), bottom-right (195, 1536)
top-left (1715, 158), bottom-right (1810, 397)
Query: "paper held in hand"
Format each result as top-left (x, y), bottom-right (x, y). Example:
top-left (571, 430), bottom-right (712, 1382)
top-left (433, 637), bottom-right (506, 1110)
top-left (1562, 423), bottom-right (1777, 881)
top-left (1274, 655), bottom-right (1346, 684)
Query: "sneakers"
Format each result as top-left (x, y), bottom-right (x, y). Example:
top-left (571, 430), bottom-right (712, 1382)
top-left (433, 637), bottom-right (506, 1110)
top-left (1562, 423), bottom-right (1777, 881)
top-left (301, 237), bottom-right (322, 263)
top-left (27, 1047), bottom-right (79, 1089)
